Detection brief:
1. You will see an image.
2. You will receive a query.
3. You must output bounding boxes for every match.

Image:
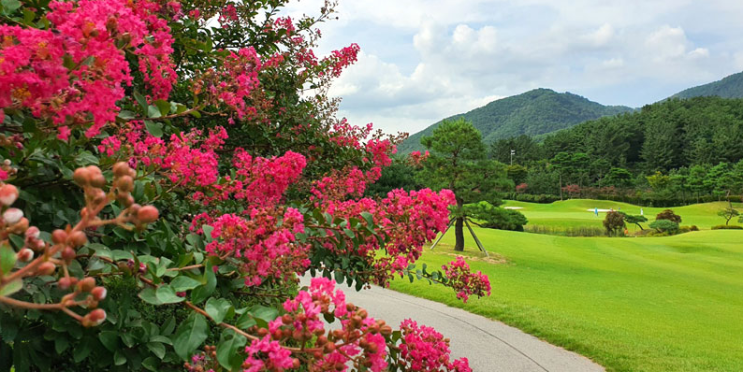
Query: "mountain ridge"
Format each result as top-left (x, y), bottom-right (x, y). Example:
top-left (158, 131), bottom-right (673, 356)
top-left (398, 88), bottom-right (634, 154)
top-left (671, 71), bottom-right (743, 100)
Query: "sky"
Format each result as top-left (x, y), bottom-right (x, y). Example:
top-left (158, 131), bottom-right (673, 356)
top-left (283, 0), bottom-right (743, 136)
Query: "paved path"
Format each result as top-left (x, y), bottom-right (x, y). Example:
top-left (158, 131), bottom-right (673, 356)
top-left (301, 277), bottom-right (604, 372)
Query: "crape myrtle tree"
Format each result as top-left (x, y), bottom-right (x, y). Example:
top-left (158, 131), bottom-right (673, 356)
top-left (418, 119), bottom-right (510, 252)
top-left (0, 1), bottom-right (491, 371)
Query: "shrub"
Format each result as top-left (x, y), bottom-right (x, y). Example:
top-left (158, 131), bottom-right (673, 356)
top-left (711, 225), bottom-right (743, 230)
top-left (603, 211), bottom-right (626, 236)
top-left (679, 225), bottom-right (700, 233)
top-left (649, 220), bottom-right (680, 234)
top-left (655, 209), bottom-right (682, 223)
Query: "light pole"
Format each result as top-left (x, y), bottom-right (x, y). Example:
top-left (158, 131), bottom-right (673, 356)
top-left (510, 149), bottom-right (515, 165)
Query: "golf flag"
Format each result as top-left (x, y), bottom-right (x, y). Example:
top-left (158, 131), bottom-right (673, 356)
top-left (595, 207), bottom-right (598, 216)
top-left (641, 208), bottom-right (644, 216)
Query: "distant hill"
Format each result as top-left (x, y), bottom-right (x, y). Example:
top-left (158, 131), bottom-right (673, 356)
top-left (398, 89), bottom-right (634, 154)
top-left (672, 71), bottom-right (743, 100)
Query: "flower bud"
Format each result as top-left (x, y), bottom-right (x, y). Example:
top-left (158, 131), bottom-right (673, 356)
top-left (3, 208), bottom-right (24, 225)
top-left (137, 205), bottom-right (159, 223)
top-left (62, 247), bottom-right (76, 262)
top-left (91, 188), bottom-right (107, 205)
top-left (10, 217), bottom-right (29, 234)
top-left (73, 167), bottom-right (91, 186)
top-left (68, 231), bottom-right (88, 247)
top-left (37, 261), bottom-right (56, 276)
top-left (91, 286), bottom-right (107, 301)
top-left (58, 277), bottom-right (72, 290)
top-left (52, 229), bottom-right (68, 244)
top-left (77, 277), bottom-right (96, 292)
top-left (86, 309), bottom-right (106, 326)
top-left (16, 248), bottom-right (34, 262)
top-left (113, 162), bottom-right (130, 177)
top-left (24, 226), bottom-right (40, 239)
top-left (117, 175), bottom-right (134, 192)
top-left (0, 184), bottom-right (19, 206)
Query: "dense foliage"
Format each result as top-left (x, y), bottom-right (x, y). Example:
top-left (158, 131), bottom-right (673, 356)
top-left (398, 89), bottom-right (633, 154)
top-left (0, 1), bottom-right (491, 371)
top-left (464, 202), bottom-right (527, 232)
top-left (484, 97), bottom-right (743, 206)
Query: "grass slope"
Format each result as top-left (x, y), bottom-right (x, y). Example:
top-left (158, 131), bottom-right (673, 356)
top-left (390, 203), bottom-right (743, 372)
top-left (503, 199), bottom-right (742, 231)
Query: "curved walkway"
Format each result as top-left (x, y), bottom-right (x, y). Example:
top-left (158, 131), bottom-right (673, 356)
top-left (301, 276), bottom-right (604, 372)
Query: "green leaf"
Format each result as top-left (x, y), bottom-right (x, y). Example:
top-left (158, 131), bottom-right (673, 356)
top-left (139, 287), bottom-right (161, 305)
top-left (54, 336), bottom-right (70, 354)
top-left (156, 285), bottom-right (186, 304)
top-left (73, 339), bottom-right (92, 362)
top-left (360, 211), bottom-right (375, 226)
top-left (75, 151), bottom-right (99, 166)
top-left (133, 91), bottom-right (148, 111)
top-left (111, 250), bottom-right (134, 261)
top-left (0, 279), bottom-right (22, 297)
top-left (191, 262), bottom-right (216, 305)
top-left (173, 313), bottom-right (208, 360)
top-left (114, 350), bottom-right (127, 366)
top-left (149, 335), bottom-right (173, 345)
top-left (154, 100), bottom-right (171, 116)
top-left (170, 276), bottom-right (202, 292)
top-left (144, 120), bottom-right (163, 138)
top-left (205, 298), bottom-right (234, 324)
top-left (99, 331), bottom-right (119, 352)
top-left (0, 244), bottom-right (16, 274)
top-left (118, 110), bottom-right (136, 120)
top-left (216, 330), bottom-right (247, 371)
top-left (250, 305), bottom-right (279, 324)
top-left (147, 105), bottom-right (162, 119)
top-left (201, 225), bottom-right (214, 241)
top-left (147, 342), bottom-right (166, 359)
top-left (142, 356), bottom-right (160, 371)
top-left (1, 0), bottom-right (21, 15)
top-left (343, 228), bottom-right (355, 239)
top-left (235, 312), bottom-right (256, 330)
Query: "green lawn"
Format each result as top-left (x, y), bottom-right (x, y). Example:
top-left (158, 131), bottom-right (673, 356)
top-left (390, 212), bottom-right (743, 371)
top-left (503, 199), bottom-right (743, 231)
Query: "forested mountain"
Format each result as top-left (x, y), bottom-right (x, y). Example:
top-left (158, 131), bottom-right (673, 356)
top-left (398, 89), bottom-right (634, 154)
top-left (671, 71), bottom-right (743, 100)
top-left (535, 96), bottom-right (743, 171)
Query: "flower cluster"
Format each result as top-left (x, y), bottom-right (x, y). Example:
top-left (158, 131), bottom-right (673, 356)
top-left (310, 188), bottom-right (455, 286)
top-left (240, 277), bottom-right (470, 371)
top-left (0, 0), bottom-right (175, 139)
top-left (398, 319), bottom-right (472, 372)
top-left (442, 257), bottom-right (491, 303)
top-left (193, 47), bottom-right (263, 120)
top-left (409, 150), bottom-right (430, 167)
top-left (204, 208), bottom-right (310, 287)
top-left (195, 149), bottom-right (306, 206)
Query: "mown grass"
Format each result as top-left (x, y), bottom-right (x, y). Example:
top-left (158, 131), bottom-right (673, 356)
top-left (504, 199), bottom-right (743, 231)
top-left (390, 204), bottom-right (743, 372)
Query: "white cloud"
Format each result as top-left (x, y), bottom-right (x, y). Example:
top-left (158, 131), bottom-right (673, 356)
top-left (282, 0), bottom-right (743, 135)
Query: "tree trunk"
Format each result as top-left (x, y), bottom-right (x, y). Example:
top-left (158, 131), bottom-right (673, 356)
top-left (454, 199), bottom-right (465, 252)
